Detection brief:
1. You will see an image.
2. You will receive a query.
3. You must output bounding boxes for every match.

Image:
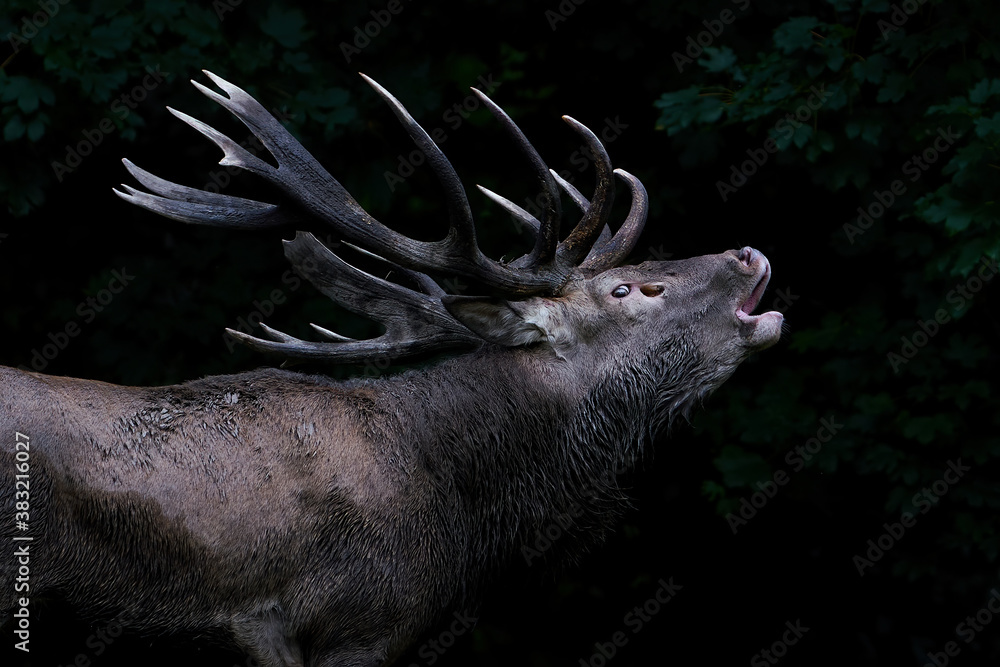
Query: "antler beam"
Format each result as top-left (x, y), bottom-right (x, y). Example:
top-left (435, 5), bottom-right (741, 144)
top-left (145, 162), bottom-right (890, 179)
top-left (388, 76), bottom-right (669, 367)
top-left (226, 232), bottom-right (482, 362)
top-left (115, 71), bottom-right (647, 295)
top-left (114, 71), bottom-right (649, 361)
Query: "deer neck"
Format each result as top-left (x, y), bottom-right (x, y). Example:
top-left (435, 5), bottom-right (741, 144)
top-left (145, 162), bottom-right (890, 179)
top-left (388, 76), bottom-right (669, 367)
top-left (373, 346), bottom-right (658, 572)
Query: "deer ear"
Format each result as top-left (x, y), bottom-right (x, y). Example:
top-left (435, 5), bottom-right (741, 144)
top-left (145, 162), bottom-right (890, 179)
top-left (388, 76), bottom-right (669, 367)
top-left (442, 296), bottom-right (551, 348)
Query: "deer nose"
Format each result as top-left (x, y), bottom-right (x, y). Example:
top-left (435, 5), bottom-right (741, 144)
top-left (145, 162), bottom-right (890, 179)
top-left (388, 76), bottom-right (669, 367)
top-left (738, 246), bottom-right (759, 266)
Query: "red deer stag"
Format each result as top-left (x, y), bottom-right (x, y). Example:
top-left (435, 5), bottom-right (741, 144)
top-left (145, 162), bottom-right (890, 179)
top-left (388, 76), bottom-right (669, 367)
top-left (1, 71), bottom-right (782, 666)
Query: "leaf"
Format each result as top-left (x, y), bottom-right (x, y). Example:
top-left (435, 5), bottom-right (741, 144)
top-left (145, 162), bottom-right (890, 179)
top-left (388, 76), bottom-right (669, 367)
top-left (16, 86), bottom-right (38, 113)
top-left (3, 115), bottom-right (24, 141)
top-left (89, 16), bottom-right (135, 57)
top-left (942, 140), bottom-right (986, 186)
top-left (927, 96), bottom-right (971, 116)
top-left (846, 118), bottom-right (883, 145)
top-left (774, 17), bottom-right (821, 54)
top-left (0, 76), bottom-right (28, 104)
top-left (826, 48), bottom-right (846, 72)
top-left (762, 80), bottom-right (796, 103)
top-left (918, 187), bottom-right (976, 232)
top-left (877, 71), bottom-right (912, 103)
top-left (654, 86), bottom-right (725, 135)
top-left (6, 77), bottom-right (55, 114)
top-left (901, 414), bottom-right (955, 444)
top-left (793, 122), bottom-right (813, 148)
top-left (260, 6), bottom-right (312, 49)
top-left (701, 480), bottom-right (727, 502)
top-left (283, 51), bottom-right (313, 74)
top-left (851, 54), bottom-right (891, 85)
top-left (969, 78), bottom-right (1000, 104)
top-left (974, 112), bottom-right (1000, 138)
top-left (855, 392), bottom-right (894, 415)
top-left (698, 46), bottom-right (737, 73)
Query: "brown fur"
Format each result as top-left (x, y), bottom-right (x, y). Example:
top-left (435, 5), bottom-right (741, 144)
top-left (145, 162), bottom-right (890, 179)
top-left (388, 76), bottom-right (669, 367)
top-left (1, 252), bottom-right (781, 666)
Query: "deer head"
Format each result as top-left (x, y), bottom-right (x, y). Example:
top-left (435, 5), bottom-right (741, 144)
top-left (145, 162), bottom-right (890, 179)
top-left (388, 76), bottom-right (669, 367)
top-left (114, 71), bottom-right (782, 409)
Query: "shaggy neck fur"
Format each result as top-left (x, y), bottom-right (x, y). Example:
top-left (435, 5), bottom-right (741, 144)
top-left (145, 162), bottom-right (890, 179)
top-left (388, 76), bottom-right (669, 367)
top-left (366, 335), bottom-right (720, 603)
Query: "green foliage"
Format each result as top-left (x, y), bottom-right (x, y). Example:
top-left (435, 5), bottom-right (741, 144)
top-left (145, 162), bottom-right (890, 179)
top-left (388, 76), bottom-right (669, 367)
top-left (659, 0), bottom-right (1000, 589)
top-left (3, 0), bottom-right (1000, 661)
top-left (0, 0), bottom-right (378, 217)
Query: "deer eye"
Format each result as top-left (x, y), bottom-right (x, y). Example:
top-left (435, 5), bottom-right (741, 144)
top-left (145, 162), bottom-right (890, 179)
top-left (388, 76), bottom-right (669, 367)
top-left (611, 285), bottom-right (630, 298)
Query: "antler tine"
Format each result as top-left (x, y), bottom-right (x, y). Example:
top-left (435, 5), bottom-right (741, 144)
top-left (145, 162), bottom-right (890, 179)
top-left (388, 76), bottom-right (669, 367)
top-left (358, 74), bottom-right (478, 254)
top-left (183, 74), bottom-right (393, 241)
top-left (475, 185), bottom-right (541, 236)
top-left (117, 72), bottom-right (653, 363)
top-left (581, 169), bottom-right (648, 271)
top-left (554, 116), bottom-right (615, 265)
top-left (113, 159), bottom-right (298, 229)
top-left (121, 71), bottom-right (575, 296)
top-left (549, 169), bottom-right (589, 212)
top-left (309, 323), bottom-right (354, 342)
top-left (120, 71), bottom-right (642, 301)
top-left (228, 233), bottom-right (481, 362)
top-left (116, 71), bottom-right (368, 233)
top-left (469, 88), bottom-right (561, 269)
top-left (547, 166), bottom-right (646, 271)
top-left (339, 241), bottom-right (447, 298)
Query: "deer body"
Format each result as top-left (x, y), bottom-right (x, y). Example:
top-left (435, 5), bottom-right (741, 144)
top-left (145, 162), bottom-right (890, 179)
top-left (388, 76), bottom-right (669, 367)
top-left (1, 71), bottom-right (782, 666)
top-left (1, 335), bottom-right (708, 665)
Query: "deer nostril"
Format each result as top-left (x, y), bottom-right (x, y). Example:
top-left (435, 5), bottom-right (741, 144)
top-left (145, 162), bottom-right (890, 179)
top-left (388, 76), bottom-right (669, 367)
top-left (739, 247), bottom-right (752, 265)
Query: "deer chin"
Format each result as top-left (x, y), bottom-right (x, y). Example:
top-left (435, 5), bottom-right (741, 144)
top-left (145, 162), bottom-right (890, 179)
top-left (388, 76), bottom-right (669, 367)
top-left (735, 256), bottom-right (783, 350)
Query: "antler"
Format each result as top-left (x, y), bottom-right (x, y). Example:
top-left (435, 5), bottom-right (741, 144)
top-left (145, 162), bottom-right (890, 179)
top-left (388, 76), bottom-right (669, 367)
top-left (224, 232), bottom-right (482, 363)
top-left (114, 71), bottom-right (647, 361)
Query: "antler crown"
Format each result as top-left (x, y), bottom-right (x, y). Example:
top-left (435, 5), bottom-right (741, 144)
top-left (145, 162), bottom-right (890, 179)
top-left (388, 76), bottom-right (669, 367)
top-left (115, 70), bottom-right (648, 363)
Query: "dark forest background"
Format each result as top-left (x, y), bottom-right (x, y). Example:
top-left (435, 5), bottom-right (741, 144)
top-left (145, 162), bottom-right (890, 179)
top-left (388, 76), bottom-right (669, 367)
top-left (2, 0), bottom-right (999, 665)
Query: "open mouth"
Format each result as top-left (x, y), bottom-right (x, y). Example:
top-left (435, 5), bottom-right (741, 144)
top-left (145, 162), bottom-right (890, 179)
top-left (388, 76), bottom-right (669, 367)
top-left (736, 259), bottom-right (771, 322)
